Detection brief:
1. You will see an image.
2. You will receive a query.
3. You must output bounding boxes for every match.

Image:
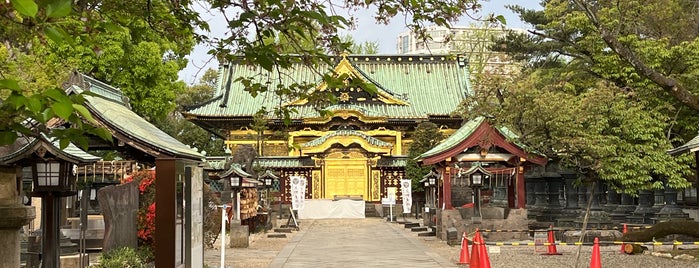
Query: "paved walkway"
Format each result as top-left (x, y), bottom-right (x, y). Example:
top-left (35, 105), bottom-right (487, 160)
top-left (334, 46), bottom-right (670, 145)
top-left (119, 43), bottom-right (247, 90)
top-left (269, 218), bottom-right (456, 268)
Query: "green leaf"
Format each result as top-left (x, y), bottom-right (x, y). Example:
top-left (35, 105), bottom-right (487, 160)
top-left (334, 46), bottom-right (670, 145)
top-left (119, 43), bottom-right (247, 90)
top-left (27, 96), bottom-right (42, 113)
top-left (44, 88), bottom-right (70, 103)
top-left (11, 0), bottom-right (38, 17)
top-left (72, 104), bottom-right (97, 124)
top-left (51, 100), bottom-right (74, 119)
top-left (45, 26), bottom-right (65, 43)
top-left (495, 15), bottom-right (507, 25)
top-left (92, 127), bottom-right (113, 143)
top-left (46, 0), bottom-right (71, 18)
top-left (59, 138), bottom-right (70, 149)
top-left (0, 131), bottom-right (18, 146)
top-left (0, 79), bottom-right (21, 91)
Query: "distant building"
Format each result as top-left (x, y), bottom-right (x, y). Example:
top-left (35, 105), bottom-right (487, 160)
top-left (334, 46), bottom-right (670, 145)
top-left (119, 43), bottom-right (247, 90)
top-left (396, 25), bottom-right (525, 76)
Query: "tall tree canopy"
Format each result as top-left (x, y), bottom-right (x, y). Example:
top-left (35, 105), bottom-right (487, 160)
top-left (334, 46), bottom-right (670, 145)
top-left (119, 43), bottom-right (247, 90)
top-left (461, 0), bottom-right (697, 192)
top-left (157, 68), bottom-right (225, 156)
top-left (1, 0), bottom-right (482, 148)
top-left (406, 122), bottom-right (444, 192)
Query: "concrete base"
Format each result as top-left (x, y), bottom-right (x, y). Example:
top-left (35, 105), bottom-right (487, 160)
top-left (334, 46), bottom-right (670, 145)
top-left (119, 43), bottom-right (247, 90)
top-left (60, 253), bottom-right (89, 268)
top-left (229, 224), bottom-right (249, 248)
top-left (562, 230), bottom-right (622, 243)
top-left (439, 208), bottom-right (529, 242)
top-left (457, 206), bottom-right (508, 220)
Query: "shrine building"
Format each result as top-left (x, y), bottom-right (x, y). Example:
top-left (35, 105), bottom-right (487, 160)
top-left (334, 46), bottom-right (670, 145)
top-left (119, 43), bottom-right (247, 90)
top-left (183, 54), bottom-right (470, 204)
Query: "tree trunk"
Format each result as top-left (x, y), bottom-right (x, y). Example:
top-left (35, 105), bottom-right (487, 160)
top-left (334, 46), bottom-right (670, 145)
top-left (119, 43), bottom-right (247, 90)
top-left (623, 243), bottom-right (647, 255)
top-left (621, 220), bottom-right (699, 242)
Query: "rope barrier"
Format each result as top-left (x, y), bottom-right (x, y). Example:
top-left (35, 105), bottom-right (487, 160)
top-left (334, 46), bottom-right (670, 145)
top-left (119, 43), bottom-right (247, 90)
top-left (486, 241), bottom-right (699, 246)
top-left (480, 226), bottom-right (653, 233)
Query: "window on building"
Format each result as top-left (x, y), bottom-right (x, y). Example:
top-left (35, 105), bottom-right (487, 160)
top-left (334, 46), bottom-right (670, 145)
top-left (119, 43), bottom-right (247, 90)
top-left (402, 36), bottom-right (409, 53)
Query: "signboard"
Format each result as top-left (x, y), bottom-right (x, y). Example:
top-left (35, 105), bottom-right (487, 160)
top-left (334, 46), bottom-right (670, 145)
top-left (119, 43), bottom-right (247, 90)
top-left (386, 187), bottom-right (397, 203)
top-left (381, 198), bottom-right (395, 205)
top-left (534, 231), bottom-right (548, 253)
top-left (290, 176), bottom-right (307, 210)
top-left (400, 179), bottom-right (412, 214)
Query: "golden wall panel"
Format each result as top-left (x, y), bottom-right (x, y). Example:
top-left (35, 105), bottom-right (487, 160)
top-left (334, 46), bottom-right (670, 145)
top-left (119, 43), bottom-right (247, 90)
top-left (371, 170), bottom-right (381, 201)
top-left (324, 159), bottom-right (367, 199)
top-left (312, 170), bottom-right (322, 199)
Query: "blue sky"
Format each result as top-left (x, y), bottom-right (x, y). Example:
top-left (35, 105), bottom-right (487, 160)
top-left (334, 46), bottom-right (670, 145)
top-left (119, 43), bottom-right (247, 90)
top-left (178, 1), bottom-right (543, 84)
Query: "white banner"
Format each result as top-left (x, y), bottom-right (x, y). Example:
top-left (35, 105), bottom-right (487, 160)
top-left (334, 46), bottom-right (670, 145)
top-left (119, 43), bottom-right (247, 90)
top-left (401, 179), bottom-right (412, 214)
top-left (290, 176), bottom-right (307, 210)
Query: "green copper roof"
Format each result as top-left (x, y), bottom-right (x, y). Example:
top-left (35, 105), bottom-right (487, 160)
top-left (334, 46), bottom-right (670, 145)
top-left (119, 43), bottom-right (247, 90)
top-left (253, 156), bottom-right (315, 168)
top-left (668, 132), bottom-right (699, 155)
top-left (418, 117), bottom-right (485, 160)
top-left (67, 73), bottom-right (203, 161)
top-left (300, 129), bottom-right (393, 148)
top-left (417, 117), bottom-right (545, 165)
top-left (219, 163), bottom-right (251, 178)
top-left (183, 55), bottom-right (471, 120)
top-left (0, 133), bottom-right (100, 165)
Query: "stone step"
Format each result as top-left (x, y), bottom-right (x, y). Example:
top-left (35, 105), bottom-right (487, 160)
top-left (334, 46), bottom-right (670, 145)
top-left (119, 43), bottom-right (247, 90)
top-left (274, 228), bottom-right (294, 233)
top-left (418, 231), bottom-right (436, 237)
top-left (411, 227), bottom-right (428, 232)
top-left (267, 233), bottom-right (287, 238)
top-left (404, 222), bottom-right (420, 228)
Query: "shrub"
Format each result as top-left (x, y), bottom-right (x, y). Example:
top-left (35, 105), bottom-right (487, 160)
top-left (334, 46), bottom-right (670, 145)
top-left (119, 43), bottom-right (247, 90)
top-left (91, 247), bottom-right (146, 268)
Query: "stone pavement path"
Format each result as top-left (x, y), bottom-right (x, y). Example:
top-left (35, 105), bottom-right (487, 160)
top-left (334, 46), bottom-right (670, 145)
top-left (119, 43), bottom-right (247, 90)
top-left (270, 218), bottom-right (456, 268)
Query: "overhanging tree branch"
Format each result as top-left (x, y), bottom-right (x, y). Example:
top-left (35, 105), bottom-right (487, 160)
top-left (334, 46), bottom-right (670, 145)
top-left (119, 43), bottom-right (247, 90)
top-left (571, 0), bottom-right (699, 111)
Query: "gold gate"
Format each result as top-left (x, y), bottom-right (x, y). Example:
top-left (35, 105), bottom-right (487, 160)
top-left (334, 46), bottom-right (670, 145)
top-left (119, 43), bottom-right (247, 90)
top-left (324, 158), bottom-right (368, 199)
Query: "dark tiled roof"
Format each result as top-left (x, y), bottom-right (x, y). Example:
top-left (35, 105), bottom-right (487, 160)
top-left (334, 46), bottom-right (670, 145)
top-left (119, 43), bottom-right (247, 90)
top-left (0, 133), bottom-right (100, 165)
top-left (668, 133), bottom-right (699, 155)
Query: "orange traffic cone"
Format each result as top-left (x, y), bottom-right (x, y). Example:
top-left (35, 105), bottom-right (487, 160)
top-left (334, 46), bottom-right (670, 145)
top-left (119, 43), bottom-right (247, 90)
top-left (590, 237), bottom-right (602, 268)
top-left (542, 225), bottom-right (562, 255)
top-left (620, 224), bottom-right (627, 254)
top-left (475, 230), bottom-right (491, 268)
top-left (457, 232), bottom-right (470, 265)
top-left (470, 229), bottom-right (481, 268)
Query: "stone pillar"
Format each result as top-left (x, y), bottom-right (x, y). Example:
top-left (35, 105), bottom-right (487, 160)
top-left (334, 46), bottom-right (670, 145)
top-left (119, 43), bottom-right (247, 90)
top-left (603, 187), bottom-right (619, 213)
top-left (229, 222), bottom-right (249, 248)
top-left (0, 166), bottom-right (35, 268)
top-left (575, 181), bottom-right (612, 228)
top-left (525, 179), bottom-right (535, 208)
top-left (537, 171), bottom-right (563, 222)
top-left (611, 189), bottom-right (636, 223)
top-left (653, 186), bottom-right (690, 223)
top-left (577, 184), bottom-right (588, 208)
top-left (627, 190), bottom-right (654, 224)
top-left (590, 183), bottom-right (603, 211)
top-left (533, 179), bottom-right (548, 208)
top-left (562, 175), bottom-right (579, 210)
top-left (651, 189), bottom-right (664, 212)
top-left (557, 172), bottom-right (579, 227)
top-left (490, 173), bottom-right (508, 208)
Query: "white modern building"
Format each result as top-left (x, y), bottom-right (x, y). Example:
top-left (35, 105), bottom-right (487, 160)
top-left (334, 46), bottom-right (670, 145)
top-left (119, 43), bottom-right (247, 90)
top-left (396, 25), bottom-right (526, 76)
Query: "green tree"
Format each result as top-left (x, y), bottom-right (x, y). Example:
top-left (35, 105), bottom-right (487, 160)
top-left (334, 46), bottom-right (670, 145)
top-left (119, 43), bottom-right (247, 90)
top-left (341, 35), bottom-right (380, 54)
top-left (0, 0), bottom-right (197, 147)
top-left (1, 0), bottom-right (483, 147)
top-left (461, 1), bottom-right (697, 192)
top-left (406, 122), bottom-right (444, 192)
top-left (157, 68), bottom-right (225, 156)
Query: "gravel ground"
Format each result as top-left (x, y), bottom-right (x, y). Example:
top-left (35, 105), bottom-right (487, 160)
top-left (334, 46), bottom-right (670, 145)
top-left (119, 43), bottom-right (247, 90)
top-left (204, 218), bottom-right (699, 268)
top-left (418, 230), bottom-right (699, 267)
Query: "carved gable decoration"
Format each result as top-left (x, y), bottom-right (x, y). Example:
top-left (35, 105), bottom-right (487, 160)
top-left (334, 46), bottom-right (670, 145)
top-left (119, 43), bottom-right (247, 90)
top-left (288, 54), bottom-right (408, 106)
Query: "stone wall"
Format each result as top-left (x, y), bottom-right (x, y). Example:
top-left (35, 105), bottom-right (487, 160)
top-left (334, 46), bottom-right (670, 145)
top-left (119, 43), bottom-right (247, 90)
top-left (438, 208), bottom-right (529, 242)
